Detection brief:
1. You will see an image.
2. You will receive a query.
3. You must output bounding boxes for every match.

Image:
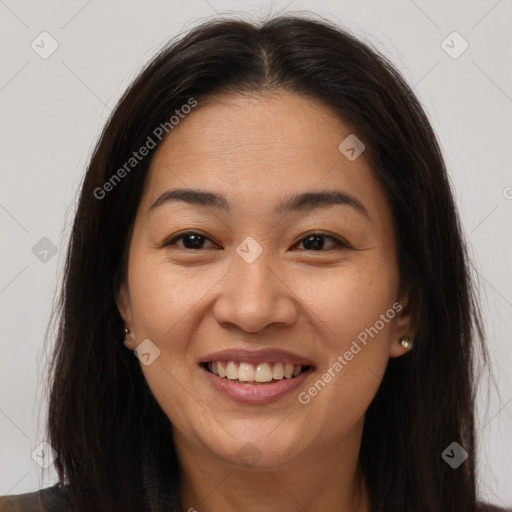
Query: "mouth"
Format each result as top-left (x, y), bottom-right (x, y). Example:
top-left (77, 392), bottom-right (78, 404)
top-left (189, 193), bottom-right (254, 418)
top-left (198, 348), bottom-right (316, 403)
top-left (200, 361), bottom-right (314, 385)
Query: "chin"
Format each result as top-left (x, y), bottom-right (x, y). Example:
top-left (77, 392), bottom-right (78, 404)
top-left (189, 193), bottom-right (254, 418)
top-left (198, 423), bottom-right (305, 469)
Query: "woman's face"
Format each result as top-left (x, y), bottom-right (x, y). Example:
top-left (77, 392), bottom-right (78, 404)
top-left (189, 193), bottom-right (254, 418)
top-left (117, 91), bottom-right (414, 469)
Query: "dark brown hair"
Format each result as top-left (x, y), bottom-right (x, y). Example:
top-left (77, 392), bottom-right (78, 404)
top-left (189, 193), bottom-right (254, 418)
top-left (47, 14), bottom-right (489, 511)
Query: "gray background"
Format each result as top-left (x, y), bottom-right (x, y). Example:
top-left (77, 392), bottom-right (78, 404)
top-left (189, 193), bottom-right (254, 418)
top-left (0, 0), bottom-right (511, 506)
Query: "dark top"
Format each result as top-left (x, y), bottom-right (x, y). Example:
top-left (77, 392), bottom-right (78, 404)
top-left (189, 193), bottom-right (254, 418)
top-left (0, 484), bottom-right (71, 512)
top-left (0, 484), bottom-right (510, 512)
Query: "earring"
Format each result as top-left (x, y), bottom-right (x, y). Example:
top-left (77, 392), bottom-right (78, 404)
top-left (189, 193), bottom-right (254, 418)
top-left (400, 335), bottom-right (412, 349)
top-left (124, 327), bottom-right (133, 341)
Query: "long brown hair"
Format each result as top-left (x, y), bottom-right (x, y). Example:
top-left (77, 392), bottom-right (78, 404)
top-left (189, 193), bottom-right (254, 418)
top-left (47, 14), bottom-right (487, 511)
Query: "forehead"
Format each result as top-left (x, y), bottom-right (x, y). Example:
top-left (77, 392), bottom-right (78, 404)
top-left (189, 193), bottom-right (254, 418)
top-left (142, 91), bottom-right (386, 220)
top-left (149, 91), bottom-right (354, 174)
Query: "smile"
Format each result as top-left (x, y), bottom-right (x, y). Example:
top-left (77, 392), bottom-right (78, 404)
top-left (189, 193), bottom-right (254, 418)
top-left (204, 361), bottom-right (311, 384)
top-left (199, 362), bottom-right (315, 404)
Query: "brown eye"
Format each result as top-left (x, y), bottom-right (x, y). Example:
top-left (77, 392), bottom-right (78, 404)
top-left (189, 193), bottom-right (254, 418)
top-left (166, 232), bottom-right (217, 250)
top-left (293, 232), bottom-right (349, 251)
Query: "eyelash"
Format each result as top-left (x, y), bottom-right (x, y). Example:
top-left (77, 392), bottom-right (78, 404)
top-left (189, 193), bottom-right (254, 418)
top-left (164, 230), bottom-right (351, 251)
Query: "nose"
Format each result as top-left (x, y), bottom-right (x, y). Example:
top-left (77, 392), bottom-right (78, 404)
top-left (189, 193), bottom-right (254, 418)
top-left (211, 250), bottom-right (298, 334)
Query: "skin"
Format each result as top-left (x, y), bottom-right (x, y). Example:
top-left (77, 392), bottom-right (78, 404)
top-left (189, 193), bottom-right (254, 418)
top-left (117, 90), bottom-right (417, 512)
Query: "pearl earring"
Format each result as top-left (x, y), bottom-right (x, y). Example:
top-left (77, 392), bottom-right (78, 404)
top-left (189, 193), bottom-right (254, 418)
top-left (400, 335), bottom-right (412, 349)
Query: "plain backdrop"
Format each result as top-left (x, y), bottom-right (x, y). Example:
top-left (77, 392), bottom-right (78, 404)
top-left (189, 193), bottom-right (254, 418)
top-left (0, 0), bottom-right (511, 506)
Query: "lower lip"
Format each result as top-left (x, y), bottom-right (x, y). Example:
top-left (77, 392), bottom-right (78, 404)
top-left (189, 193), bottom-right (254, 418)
top-left (200, 365), bottom-right (314, 404)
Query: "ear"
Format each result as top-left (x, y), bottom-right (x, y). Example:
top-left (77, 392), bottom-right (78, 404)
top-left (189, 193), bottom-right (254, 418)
top-left (389, 285), bottom-right (419, 358)
top-left (116, 281), bottom-right (137, 350)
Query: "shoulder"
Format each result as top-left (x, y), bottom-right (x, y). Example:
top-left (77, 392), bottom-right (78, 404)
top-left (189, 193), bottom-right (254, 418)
top-left (0, 483), bottom-right (73, 512)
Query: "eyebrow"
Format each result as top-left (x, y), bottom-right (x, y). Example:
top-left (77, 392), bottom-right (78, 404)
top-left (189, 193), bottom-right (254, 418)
top-left (148, 187), bottom-right (369, 219)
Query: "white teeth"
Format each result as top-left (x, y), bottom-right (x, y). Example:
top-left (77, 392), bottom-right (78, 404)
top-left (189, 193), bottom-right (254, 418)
top-left (238, 363), bottom-right (255, 382)
top-left (226, 361), bottom-right (239, 380)
top-left (217, 361), bottom-right (226, 378)
top-left (284, 363), bottom-right (294, 379)
top-left (207, 361), bottom-right (305, 383)
top-left (255, 363), bottom-right (273, 382)
top-left (272, 362), bottom-right (284, 379)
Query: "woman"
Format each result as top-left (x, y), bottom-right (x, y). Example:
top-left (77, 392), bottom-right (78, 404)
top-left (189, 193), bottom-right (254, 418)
top-left (0, 14), bottom-right (507, 512)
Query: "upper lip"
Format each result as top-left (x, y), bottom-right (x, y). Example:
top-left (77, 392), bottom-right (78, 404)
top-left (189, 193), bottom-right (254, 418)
top-left (199, 348), bottom-right (316, 367)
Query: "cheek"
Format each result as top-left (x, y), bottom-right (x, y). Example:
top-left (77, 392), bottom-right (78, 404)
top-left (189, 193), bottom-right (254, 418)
top-left (128, 257), bottom-right (214, 426)
top-left (292, 257), bottom-right (399, 345)
top-left (127, 254), bottom-right (224, 409)
top-left (128, 253), bottom-right (219, 341)
top-left (291, 260), bottom-right (399, 424)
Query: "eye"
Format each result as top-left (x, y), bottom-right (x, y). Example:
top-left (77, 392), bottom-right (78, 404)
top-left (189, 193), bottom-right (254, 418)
top-left (292, 232), bottom-right (350, 251)
top-left (164, 230), bottom-right (350, 251)
top-left (165, 231), bottom-right (218, 250)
